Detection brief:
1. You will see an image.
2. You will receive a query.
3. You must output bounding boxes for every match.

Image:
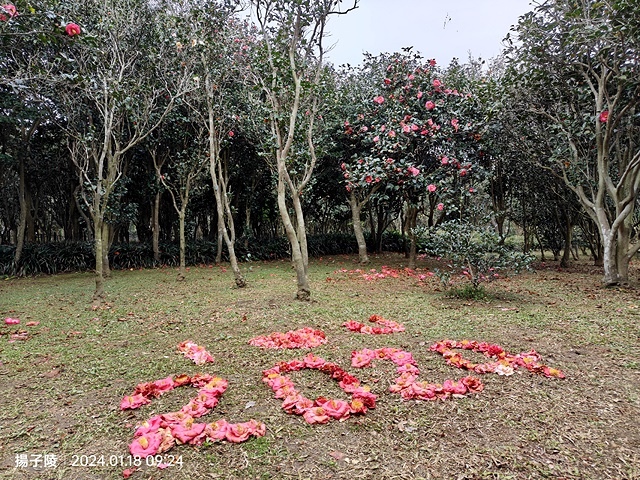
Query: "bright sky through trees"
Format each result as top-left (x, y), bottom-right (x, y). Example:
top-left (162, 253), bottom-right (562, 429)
top-left (325, 0), bottom-right (534, 67)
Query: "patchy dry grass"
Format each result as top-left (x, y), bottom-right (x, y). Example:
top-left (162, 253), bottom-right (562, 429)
top-left (0, 254), bottom-right (639, 479)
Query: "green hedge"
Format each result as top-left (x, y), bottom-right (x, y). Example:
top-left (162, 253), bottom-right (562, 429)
top-left (0, 232), bottom-right (406, 276)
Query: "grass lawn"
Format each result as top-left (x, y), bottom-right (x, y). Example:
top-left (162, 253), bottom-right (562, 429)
top-left (0, 253), bottom-right (639, 479)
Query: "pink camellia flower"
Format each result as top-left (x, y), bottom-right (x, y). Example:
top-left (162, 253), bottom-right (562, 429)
top-left (200, 376), bottom-right (228, 396)
top-left (451, 118), bottom-right (459, 132)
top-left (343, 172), bottom-right (349, 179)
top-left (247, 419), bottom-right (266, 437)
top-left (180, 397), bottom-right (214, 417)
top-left (408, 74), bottom-right (415, 81)
top-left (129, 432), bottom-right (162, 458)
top-left (228, 130), bottom-right (234, 137)
top-left (373, 135), bottom-right (380, 143)
top-left (152, 376), bottom-right (175, 393)
top-left (120, 393), bottom-right (151, 410)
top-left (340, 162), bottom-right (347, 171)
top-left (380, 124), bottom-right (386, 132)
top-left (388, 130), bottom-right (396, 138)
top-left (599, 110), bottom-right (609, 123)
top-left (429, 59), bottom-right (437, 66)
top-left (437, 203), bottom-right (444, 211)
top-left (410, 124), bottom-right (419, 131)
top-left (204, 419), bottom-right (229, 440)
top-left (2, 4), bottom-right (17, 17)
top-left (402, 124), bottom-right (411, 134)
top-left (4, 317), bottom-right (20, 325)
top-left (318, 399), bottom-right (351, 419)
top-left (460, 376), bottom-right (484, 393)
top-left (407, 166), bottom-right (420, 177)
top-left (432, 79), bottom-right (442, 88)
top-left (427, 184), bottom-right (437, 193)
top-left (349, 397), bottom-right (367, 414)
top-left (351, 351), bottom-right (373, 368)
top-left (303, 352), bottom-right (326, 368)
top-left (281, 394), bottom-right (303, 413)
top-left (134, 416), bottom-right (162, 437)
top-left (441, 156), bottom-right (449, 165)
top-left (417, 91), bottom-right (423, 99)
top-left (373, 96), bottom-right (385, 105)
top-left (170, 419), bottom-right (206, 444)
top-left (225, 421), bottom-right (256, 443)
top-left (65, 22), bottom-right (81, 36)
top-left (274, 384), bottom-right (297, 400)
top-left (425, 100), bottom-right (435, 110)
top-left (302, 406), bottom-right (330, 424)
top-left (365, 175), bottom-right (373, 184)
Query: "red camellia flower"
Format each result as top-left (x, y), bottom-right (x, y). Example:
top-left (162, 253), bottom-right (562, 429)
top-left (459, 169), bottom-right (467, 177)
top-left (384, 78), bottom-right (392, 85)
top-left (599, 110), bottom-right (609, 123)
top-left (65, 22), bottom-right (81, 36)
top-left (365, 175), bottom-right (373, 184)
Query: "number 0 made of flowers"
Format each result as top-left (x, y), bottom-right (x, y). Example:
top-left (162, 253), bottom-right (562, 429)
top-left (262, 352), bottom-right (377, 424)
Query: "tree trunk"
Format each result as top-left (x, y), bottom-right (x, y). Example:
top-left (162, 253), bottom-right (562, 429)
top-left (349, 192), bottom-right (369, 264)
top-left (405, 206), bottom-right (418, 269)
top-left (14, 154), bottom-right (27, 273)
top-left (560, 221), bottom-right (573, 268)
top-left (177, 210), bottom-right (186, 281)
top-left (102, 222), bottom-right (111, 278)
top-left (93, 216), bottom-right (105, 303)
top-left (153, 191), bottom-right (161, 263)
top-left (216, 212), bottom-right (224, 264)
top-left (277, 173), bottom-right (310, 300)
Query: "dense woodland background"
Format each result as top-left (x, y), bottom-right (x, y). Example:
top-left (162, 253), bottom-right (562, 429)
top-left (1, 0), bottom-right (638, 296)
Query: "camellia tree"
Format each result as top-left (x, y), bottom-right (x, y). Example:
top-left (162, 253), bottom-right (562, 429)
top-left (341, 49), bottom-right (481, 267)
top-left (249, 0), bottom-right (357, 300)
top-left (506, 0), bottom-right (640, 285)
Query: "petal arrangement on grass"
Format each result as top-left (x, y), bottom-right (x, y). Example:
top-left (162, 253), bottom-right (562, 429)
top-left (351, 347), bottom-right (484, 401)
top-left (263, 352), bottom-right (377, 423)
top-left (429, 340), bottom-right (566, 378)
top-left (249, 327), bottom-right (327, 349)
top-left (177, 340), bottom-right (214, 365)
top-left (343, 314), bottom-right (404, 334)
top-left (329, 266), bottom-right (433, 283)
top-left (121, 373), bottom-right (265, 458)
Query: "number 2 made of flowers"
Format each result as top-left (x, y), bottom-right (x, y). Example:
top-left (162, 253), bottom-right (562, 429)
top-left (121, 372), bottom-right (266, 458)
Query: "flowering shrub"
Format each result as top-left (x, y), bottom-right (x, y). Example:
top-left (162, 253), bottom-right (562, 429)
top-left (177, 340), bottom-right (214, 365)
top-left (249, 327), bottom-right (327, 349)
top-left (351, 347), bottom-right (484, 401)
top-left (262, 352), bottom-right (377, 423)
top-left (430, 340), bottom-right (565, 378)
top-left (420, 221), bottom-right (534, 290)
top-left (343, 314), bottom-right (404, 334)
